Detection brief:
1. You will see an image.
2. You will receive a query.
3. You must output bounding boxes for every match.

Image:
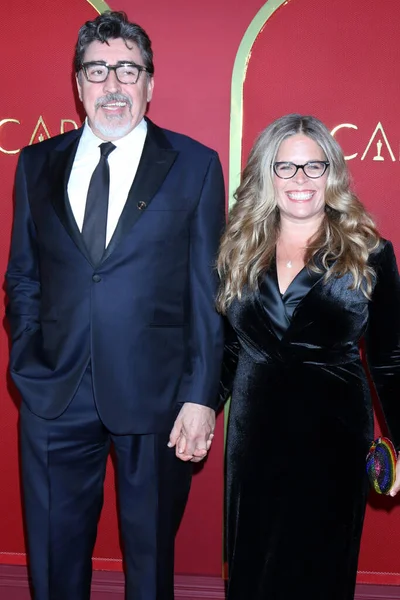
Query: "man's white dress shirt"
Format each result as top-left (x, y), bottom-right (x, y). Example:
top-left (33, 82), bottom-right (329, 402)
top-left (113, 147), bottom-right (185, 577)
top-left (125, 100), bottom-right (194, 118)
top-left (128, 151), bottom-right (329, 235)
top-left (67, 118), bottom-right (147, 246)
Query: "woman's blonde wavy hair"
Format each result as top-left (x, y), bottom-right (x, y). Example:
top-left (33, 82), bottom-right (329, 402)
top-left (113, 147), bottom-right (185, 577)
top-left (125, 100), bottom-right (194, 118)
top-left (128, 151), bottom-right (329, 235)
top-left (216, 114), bottom-right (380, 314)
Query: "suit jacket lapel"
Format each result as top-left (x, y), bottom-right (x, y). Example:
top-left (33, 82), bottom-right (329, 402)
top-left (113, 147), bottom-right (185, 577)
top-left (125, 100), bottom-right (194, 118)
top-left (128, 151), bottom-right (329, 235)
top-left (102, 118), bottom-right (179, 262)
top-left (48, 127), bottom-right (93, 263)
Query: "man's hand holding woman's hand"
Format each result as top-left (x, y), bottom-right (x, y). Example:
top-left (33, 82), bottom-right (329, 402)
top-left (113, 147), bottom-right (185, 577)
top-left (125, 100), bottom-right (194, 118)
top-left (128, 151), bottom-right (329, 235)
top-left (168, 402), bottom-right (215, 462)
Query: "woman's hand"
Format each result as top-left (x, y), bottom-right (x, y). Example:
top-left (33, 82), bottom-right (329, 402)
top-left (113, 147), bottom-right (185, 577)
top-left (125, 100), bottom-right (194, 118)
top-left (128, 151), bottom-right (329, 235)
top-left (389, 455), bottom-right (400, 497)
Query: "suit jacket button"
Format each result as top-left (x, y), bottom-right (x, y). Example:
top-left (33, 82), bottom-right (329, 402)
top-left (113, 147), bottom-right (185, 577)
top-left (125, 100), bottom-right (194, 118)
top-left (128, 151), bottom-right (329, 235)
top-left (92, 274), bottom-right (101, 283)
top-left (137, 201), bottom-right (147, 210)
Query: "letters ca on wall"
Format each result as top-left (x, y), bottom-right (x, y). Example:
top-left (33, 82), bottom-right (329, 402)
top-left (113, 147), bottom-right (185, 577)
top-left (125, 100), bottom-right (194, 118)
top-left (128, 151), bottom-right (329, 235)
top-left (1, 118), bottom-right (397, 162)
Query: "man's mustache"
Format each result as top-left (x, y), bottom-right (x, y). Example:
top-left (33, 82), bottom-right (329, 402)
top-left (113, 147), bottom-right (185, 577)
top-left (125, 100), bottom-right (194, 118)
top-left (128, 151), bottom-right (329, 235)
top-left (95, 93), bottom-right (132, 109)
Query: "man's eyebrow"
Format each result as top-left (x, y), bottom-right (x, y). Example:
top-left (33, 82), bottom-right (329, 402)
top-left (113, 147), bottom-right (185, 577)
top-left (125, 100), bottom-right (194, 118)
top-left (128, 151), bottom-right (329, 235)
top-left (113, 60), bottom-right (139, 66)
top-left (84, 60), bottom-right (139, 65)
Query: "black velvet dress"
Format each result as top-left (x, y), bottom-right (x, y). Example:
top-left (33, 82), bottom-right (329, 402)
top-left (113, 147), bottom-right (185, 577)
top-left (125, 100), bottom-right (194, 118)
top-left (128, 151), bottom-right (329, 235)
top-left (224, 240), bottom-right (400, 600)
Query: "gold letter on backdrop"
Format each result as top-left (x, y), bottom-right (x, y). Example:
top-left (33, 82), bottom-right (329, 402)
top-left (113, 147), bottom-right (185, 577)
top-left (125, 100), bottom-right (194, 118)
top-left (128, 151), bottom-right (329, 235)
top-left (29, 116), bottom-right (52, 145)
top-left (361, 122), bottom-right (395, 161)
top-left (331, 123), bottom-right (358, 160)
top-left (61, 119), bottom-right (79, 134)
top-left (0, 119), bottom-right (21, 154)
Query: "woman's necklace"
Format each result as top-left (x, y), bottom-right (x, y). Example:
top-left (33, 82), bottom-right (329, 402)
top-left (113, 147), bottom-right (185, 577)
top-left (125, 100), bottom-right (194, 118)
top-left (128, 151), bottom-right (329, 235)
top-left (286, 258), bottom-right (294, 269)
top-left (278, 239), bottom-right (306, 269)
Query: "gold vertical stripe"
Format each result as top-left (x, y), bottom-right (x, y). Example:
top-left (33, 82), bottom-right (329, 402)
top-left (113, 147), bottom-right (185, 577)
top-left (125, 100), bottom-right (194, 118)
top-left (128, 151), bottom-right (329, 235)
top-left (229, 0), bottom-right (291, 208)
top-left (85, 0), bottom-right (110, 13)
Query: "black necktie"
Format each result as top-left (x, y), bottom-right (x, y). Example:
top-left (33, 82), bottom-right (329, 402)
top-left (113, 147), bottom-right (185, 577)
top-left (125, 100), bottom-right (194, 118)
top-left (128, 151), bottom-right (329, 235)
top-left (82, 142), bottom-right (116, 265)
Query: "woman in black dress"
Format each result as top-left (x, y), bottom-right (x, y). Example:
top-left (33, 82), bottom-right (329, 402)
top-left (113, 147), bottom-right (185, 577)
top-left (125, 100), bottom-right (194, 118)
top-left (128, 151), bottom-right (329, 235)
top-left (217, 114), bottom-right (400, 600)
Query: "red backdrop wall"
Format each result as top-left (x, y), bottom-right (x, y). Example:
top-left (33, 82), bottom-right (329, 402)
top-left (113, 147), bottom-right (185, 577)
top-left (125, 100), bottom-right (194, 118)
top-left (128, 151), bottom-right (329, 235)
top-left (0, 0), bottom-right (400, 583)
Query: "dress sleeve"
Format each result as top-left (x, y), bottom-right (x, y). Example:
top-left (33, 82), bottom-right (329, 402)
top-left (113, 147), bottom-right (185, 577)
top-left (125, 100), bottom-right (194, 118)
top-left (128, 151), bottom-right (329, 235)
top-left (219, 317), bottom-right (240, 407)
top-left (365, 240), bottom-right (400, 449)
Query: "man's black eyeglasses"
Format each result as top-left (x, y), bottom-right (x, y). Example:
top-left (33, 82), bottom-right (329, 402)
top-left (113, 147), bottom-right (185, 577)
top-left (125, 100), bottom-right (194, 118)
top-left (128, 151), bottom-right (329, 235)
top-left (81, 61), bottom-right (153, 85)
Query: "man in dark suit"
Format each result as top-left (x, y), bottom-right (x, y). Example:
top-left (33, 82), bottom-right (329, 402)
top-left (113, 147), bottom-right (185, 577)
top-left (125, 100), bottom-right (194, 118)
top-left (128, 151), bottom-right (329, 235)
top-left (6, 11), bottom-right (225, 600)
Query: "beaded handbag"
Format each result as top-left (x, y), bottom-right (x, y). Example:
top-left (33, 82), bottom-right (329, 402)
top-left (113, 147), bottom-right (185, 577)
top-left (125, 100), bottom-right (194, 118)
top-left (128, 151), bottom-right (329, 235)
top-left (366, 437), bottom-right (397, 495)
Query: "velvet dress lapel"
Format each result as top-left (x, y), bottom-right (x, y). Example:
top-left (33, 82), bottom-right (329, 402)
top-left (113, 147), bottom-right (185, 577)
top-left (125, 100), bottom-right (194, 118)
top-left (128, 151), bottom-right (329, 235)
top-left (258, 257), bottom-right (326, 340)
